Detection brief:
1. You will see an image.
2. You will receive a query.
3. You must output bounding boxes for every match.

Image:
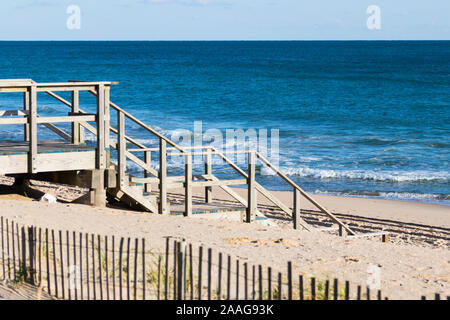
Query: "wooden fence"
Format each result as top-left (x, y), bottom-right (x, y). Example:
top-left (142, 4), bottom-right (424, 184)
top-left (0, 216), bottom-right (446, 301)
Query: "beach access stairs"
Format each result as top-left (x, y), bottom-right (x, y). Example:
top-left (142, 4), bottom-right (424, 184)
top-left (0, 79), bottom-right (388, 241)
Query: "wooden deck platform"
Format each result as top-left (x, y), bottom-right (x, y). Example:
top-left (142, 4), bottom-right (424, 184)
top-left (0, 140), bottom-right (94, 155)
top-left (0, 140), bottom-right (96, 175)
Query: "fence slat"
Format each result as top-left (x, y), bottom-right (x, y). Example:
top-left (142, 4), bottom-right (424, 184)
top-left (278, 273), bottom-right (282, 300)
top-left (208, 248), bottom-right (212, 300)
top-left (311, 277), bottom-right (316, 300)
top-left (173, 240), bottom-right (177, 300)
top-left (79, 232), bottom-right (83, 300)
top-left (92, 234), bottom-right (96, 300)
top-left (157, 254), bottom-right (161, 300)
top-left (134, 238), bottom-right (138, 300)
top-left (268, 267), bottom-right (272, 300)
top-left (299, 275), bottom-right (304, 300)
top-left (259, 265), bottom-right (263, 300)
top-left (198, 246), bottom-right (203, 300)
top-left (325, 279), bottom-right (329, 300)
top-left (244, 262), bottom-right (248, 300)
top-left (345, 281), bottom-right (350, 300)
top-left (236, 259), bottom-right (239, 300)
top-left (6, 220), bottom-right (10, 279)
top-left (178, 242), bottom-right (184, 301)
top-left (98, 235), bottom-right (103, 300)
top-left (227, 255), bottom-right (231, 300)
top-left (287, 262), bottom-right (292, 300)
top-left (189, 244), bottom-right (193, 300)
top-left (51, 230), bottom-right (58, 298)
top-left (21, 227), bottom-right (26, 283)
top-left (333, 279), bottom-right (338, 300)
top-left (112, 236), bottom-right (115, 300)
top-left (252, 265), bottom-right (256, 300)
top-left (66, 231), bottom-right (71, 300)
top-left (126, 237), bottom-right (131, 300)
top-left (59, 231), bottom-right (65, 300)
top-left (218, 252), bottom-right (222, 300)
top-left (164, 238), bottom-right (169, 300)
top-left (357, 285), bottom-right (361, 300)
top-left (73, 232), bottom-right (78, 300)
top-left (85, 233), bottom-right (90, 300)
top-left (142, 238), bottom-right (145, 301)
top-left (45, 228), bottom-right (50, 295)
top-left (119, 237), bottom-right (124, 300)
top-left (366, 286), bottom-right (370, 300)
top-left (12, 222), bottom-right (16, 281)
top-left (38, 228), bottom-right (42, 285)
top-left (105, 236), bottom-right (109, 300)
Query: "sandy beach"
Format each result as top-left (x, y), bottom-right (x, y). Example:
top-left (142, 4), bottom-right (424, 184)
top-left (0, 175), bottom-right (448, 300)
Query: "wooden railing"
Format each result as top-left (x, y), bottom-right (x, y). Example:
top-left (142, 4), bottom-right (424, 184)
top-left (0, 80), bottom-right (115, 173)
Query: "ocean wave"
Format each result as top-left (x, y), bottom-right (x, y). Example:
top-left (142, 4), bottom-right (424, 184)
top-left (261, 166), bottom-right (450, 182)
top-left (313, 189), bottom-right (449, 204)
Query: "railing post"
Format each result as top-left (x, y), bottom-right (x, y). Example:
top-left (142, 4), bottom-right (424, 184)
top-left (293, 188), bottom-right (301, 230)
top-left (144, 151), bottom-right (152, 193)
top-left (205, 148), bottom-right (212, 203)
top-left (104, 85), bottom-right (111, 165)
top-left (28, 85), bottom-right (37, 173)
top-left (96, 84), bottom-right (106, 170)
top-left (71, 89), bottom-right (81, 144)
top-left (23, 89), bottom-right (30, 142)
top-left (159, 139), bottom-right (168, 215)
top-left (246, 151), bottom-right (256, 223)
top-left (185, 153), bottom-right (192, 217)
top-left (117, 111), bottom-right (126, 187)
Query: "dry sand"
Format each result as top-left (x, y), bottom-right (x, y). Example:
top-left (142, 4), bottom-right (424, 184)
top-left (0, 176), bottom-right (448, 300)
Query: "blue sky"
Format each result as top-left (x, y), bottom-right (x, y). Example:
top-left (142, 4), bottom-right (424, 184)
top-left (0, 0), bottom-right (449, 40)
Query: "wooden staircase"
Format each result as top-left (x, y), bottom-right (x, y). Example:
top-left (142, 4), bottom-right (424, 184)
top-left (0, 79), bottom-right (389, 241)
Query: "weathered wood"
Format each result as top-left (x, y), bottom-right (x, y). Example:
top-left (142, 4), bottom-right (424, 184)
top-left (246, 152), bottom-right (256, 223)
top-left (205, 149), bottom-right (212, 203)
top-left (159, 139), bottom-right (168, 215)
top-left (28, 85), bottom-right (37, 173)
top-left (185, 154), bottom-right (193, 217)
top-left (287, 262), bottom-right (292, 300)
top-left (256, 152), bottom-right (356, 235)
top-left (59, 231), bottom-right (65, 299)
top-left (293, 188), bottom-right (301, 230)
top-left (96, 84), bottom-right (106, 169)
top-left (71, 90), bottom-right (81, 144)
top-left (144, 151), bottom-right (152, 193)
top-left (117, 111), bottom-right (126, 187)
top-left (24, 90), bottom-right (30, 141)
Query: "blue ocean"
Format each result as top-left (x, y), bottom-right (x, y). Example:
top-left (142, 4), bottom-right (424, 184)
top-left (0, 41), bottom-right (449, 205)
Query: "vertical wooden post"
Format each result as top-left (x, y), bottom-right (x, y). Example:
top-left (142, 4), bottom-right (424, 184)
top-left (246, 152), bottom-right (256, 223)
top-left (185, 153), bottom-right (192, 217)
top-left (28, 85), bottom-right (38, 173)
top-left (287, 262), bottom-right (292, 300)
top-left (177, 242), bottom-right (184, 301)
top-left (144, 151), bottom-right (152, 193)
top-left (159, 139), bottom-right (168, 215)
top-left (117, 111), bottom-right (126, 188)
top-left (23, 89), bottom-right (30, 142)
top-left (104, 86), bottom-right (111, 164)
top-left (71, 89), bottom-right (80, 144)
top-left (293, 188), bottom-right (301, 230)
top-left (96, 84), bottom-right (106, 170)
top-left (205, 148), bottom-right (212, 203)
top-left (21, 227), bottom-right (27, 283)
